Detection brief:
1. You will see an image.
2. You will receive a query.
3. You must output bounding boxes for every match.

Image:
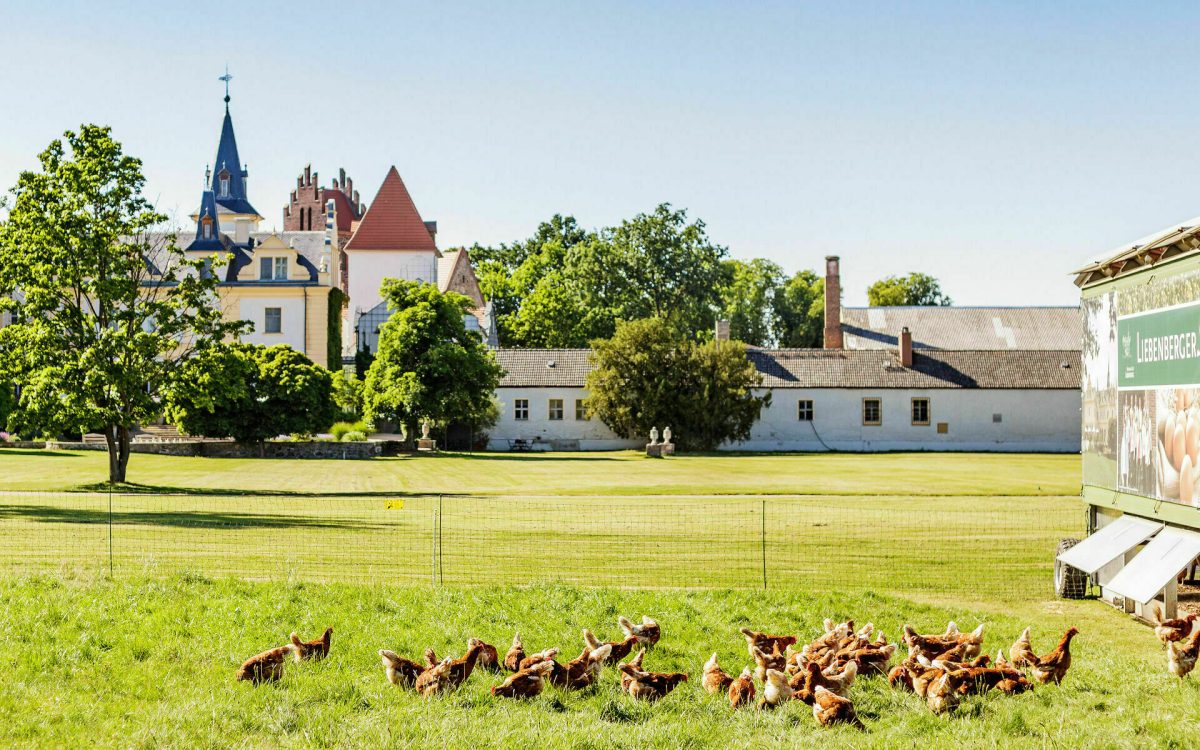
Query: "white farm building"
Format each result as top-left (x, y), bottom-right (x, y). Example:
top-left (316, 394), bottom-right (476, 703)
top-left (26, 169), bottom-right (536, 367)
top-left (488, 257), bottom-right (1082, 453)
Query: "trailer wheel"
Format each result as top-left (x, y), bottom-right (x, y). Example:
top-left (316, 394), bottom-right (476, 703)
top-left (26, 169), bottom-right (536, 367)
top-left (1055, 538), bottom-right (1087, 599)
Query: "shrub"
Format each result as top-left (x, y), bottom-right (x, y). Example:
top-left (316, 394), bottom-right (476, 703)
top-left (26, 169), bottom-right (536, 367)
top-left (340, 430), bottom-right (367, 442)
top-left (331, 420), bottom-right (369, 441)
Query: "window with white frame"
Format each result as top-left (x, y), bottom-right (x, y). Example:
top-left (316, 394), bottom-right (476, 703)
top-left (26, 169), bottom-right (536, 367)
top-left (259, 257), bottom-right (289, 280)
top-left (575, 398), bottom-right (588, 420)
top-left (219, 173), bottom-right (230, 197)
top-left (514, 399), bottom-right (529, 421)
top-left (797, 399), bottom-right (814, 421)
top-left (548, 399), bottom-right (564, 420)
top-left (862, 398), bottom-right (882, 426)
top-left (911, 398), bottom-right (930, 426)
top-left (202, 220), bottom-right (212, 240)
top-left (274, 257), bottom-right (288, 280)
top-left (264, 307), bottom-right (282, 334)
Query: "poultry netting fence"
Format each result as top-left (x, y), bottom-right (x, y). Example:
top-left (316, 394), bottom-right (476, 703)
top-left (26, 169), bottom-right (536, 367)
top-left (0, 492), bottom-right (1083, 599)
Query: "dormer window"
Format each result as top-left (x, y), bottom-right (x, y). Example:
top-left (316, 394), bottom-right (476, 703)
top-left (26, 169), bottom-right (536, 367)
top-left (259, 257), bottom-right (288, 280)
top-left (218, 170), bottom-right (231, 198)
top-left (201, 219), bottom-right (213, 240)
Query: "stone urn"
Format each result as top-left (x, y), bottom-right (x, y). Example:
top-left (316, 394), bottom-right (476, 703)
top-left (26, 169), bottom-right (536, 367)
top-left (649, 426), bottom-right (660, 445)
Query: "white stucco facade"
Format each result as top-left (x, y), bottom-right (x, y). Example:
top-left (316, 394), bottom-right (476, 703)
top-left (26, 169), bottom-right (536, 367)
top-left (729, 388), bottom-right (1080, 452)
top-left (238, 296), bottom-right (308, 351)
top-left (488, 387), bottom-right (641, 451)
top-left (346, 249), bottom-right (439, 318)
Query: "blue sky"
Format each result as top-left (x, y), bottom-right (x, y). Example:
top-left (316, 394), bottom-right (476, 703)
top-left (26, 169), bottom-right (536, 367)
top-left (1, 1), bottom-right (1197, 306)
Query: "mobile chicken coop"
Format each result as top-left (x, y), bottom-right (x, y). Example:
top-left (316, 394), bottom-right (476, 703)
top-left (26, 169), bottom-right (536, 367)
top-left (1061, 218), bottom-right (1200, 619)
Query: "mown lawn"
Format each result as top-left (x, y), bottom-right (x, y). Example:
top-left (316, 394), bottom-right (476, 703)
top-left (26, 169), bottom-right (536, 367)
top-left (0, 576), bottom-right (1191, 749)
top-left (0, 448), bottom-right (1081, 497)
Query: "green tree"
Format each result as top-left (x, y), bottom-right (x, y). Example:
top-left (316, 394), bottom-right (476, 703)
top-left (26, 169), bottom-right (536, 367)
top-left (867, 272), bottom-right (952, 307)
top-left (363, 279), bottom-right (504, 441)
top-left (585, 318), bottom-right (769, 451)
top-left (719, 258), bottom-right (785, 346)
top-left (775, 269), bottom-right (825, 347)
top-left (0, 125), bottom-right (247, 482)
top-left (164, 343), bottom-right (336, 445)
top-left (331, 369), bottom-right (364, 421)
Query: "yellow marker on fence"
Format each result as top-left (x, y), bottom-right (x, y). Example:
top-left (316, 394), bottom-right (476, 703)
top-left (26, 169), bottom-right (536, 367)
top-left (385, 500), bottom-right (405, 510)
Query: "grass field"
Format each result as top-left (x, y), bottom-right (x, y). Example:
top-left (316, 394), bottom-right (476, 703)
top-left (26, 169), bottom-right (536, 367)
top-left (4, 449), bottom-right (1164, 748)
top-left (2, 576), bottom-right (1193, 749)
top-left (0, 448), bottom-right (1079, 496)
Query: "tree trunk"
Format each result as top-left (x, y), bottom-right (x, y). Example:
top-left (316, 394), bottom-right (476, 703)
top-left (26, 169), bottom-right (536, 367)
top-left (105, 424), bottom-right (132, 484)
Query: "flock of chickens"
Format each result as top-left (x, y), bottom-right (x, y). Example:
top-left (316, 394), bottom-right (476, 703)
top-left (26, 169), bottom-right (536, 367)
top-left (1151, 603), bottom-right (1200, 678)
top-left (235, 614), bottom-right (1086, 729)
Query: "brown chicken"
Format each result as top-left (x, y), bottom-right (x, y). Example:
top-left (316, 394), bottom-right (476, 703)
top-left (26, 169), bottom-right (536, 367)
top-left (491, 660), bottom-right (555, 698)
top-left (1027, 627), bottom-right (1079, 685)
top-left (812, 685), bottom-right (864, 729)
top-left (446, 640), bottom-right (486, 688)
top-left (619, 616), bottom-right (661, 648)
top-left (902, 623), bottom-right (984, 660)
top-left (562, 644), bottom-right (612, 690)
top-left (752, 645), bottom-right (787, 682)
top-left (761, 668), bottom-right (793, 708)
top-left (702, 652), bottom-right (734, 695)
top-left (1152, 602), bottom-right (1199, 645)
top-left (925, 662), bottom-right (970, 714)
top-left (519, 648), bottom-right (568, 687)
top-left (740, 627), bottom-right (798, 660)
top-left (1008, 628), bottom-right (1037, 669)
top-left (236, 646), bottom-right (291, 684)
top-left (470, 638), bottom-right (501, 672)
top-left (289, 627), bottom-right (333, 661)
top-left (583, 629), bottom-right (639, 664)
top-left (619, 663), bottom-right (688, 702)
top-left (887, 663), bottom-right (913, 692)
top-left (620, 649), bottom-right (646, 693)
top-left (415, 657), bottom-right (454, 697)
top-left (504, 632), bottom-right (526, 672)
top-left (378, 649), bottom-right (425, 687)
top-left (728, 667), bottom-right (755, 708)
top-left (1168, 627), bottom-right (1200, 678)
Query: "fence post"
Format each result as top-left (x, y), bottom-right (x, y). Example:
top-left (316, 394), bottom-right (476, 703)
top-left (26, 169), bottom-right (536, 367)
top-left (107, 487), bottom-right (114, 578)
top-left (761, 499), bottom-right (767, 590)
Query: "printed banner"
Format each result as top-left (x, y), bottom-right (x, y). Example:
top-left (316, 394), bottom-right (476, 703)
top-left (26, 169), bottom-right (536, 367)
top-left (1118, 302), bottom-right (1200, 388)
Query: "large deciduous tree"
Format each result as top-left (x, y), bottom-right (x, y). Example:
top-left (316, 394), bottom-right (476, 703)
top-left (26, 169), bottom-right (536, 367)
top-left (775, 269), bottom-right (825, 347)
top-left (363, 279), bottom-right (503, 441)
top-left (585, 318), bottom-right (769, 451)
top-left (0, 125), bottom-right (246, 482)
top-left (867, 272), bottom-right (952, 307)
top-left (164, 343), bottom-right (336, 445)
top-left (719, 258), bottom-right (785, 347)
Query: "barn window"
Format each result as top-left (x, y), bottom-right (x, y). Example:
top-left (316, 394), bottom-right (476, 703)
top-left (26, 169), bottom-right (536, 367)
top-left (548, 399), bottom-right (564, 421)
top-left (797, 400), bottom-right (814, 421)
top-left (575, 399), bottom-right (588, 420)
top-left (264, 307), bottom-right (282, 334)
top-left (862, 398), bottom-right (882, 426)
top-left (514, 399), bottom-right (529, 421)
top-left (911, 398), bottom-right (930, 426)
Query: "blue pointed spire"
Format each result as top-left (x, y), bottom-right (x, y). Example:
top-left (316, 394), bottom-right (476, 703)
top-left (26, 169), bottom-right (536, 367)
top-left (210, 82), bottom-right (259, 217)
top-left (187, 190), bottom-right (225, 252)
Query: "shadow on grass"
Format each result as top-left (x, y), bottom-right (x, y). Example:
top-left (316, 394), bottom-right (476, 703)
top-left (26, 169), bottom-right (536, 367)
top-left (71, 482), bottom-right (472, 498)
top-left (0, 504), bottom-right (391, 531)
top-left (0, 449), bottom-right (82, 458)
top-left (433, 453), bottom-right (626, 462)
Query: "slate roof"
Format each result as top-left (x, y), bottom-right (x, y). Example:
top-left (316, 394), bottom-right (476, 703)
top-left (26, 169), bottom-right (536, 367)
top-left (185, 190), bottom-right (225, 253)
top-left (840, 306), bottom-right (1081, 351)
top-left (211, 105), bottom-right (258, 216)
top-left (494, 348), bottom-right (1081, 390)
top-left (153, 230), bottom-right (327, 284)
top-left (343, 166), bottom-right (438, 252)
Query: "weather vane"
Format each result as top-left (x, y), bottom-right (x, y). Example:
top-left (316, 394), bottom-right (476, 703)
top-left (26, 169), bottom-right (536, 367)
top-left (219, 66), bottom-right (233, 106)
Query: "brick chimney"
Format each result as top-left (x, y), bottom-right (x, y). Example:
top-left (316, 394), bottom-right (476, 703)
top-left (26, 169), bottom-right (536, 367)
top-left (900, 326), bottom-right (913, 367)
top-left (715, 319), bottom-right (731, 342)
top-left (823, 255), bottom-right (843, 349)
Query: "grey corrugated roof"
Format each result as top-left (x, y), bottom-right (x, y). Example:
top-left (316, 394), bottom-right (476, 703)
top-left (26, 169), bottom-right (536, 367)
top-left (495, 348), bottom-right (1081, 390)
top-left (840, 307), bottom-right (1081, 351)
top-left (496, 349), bottom-right (594, 388)
top-left (750, 349), bottom-right (1079, 389)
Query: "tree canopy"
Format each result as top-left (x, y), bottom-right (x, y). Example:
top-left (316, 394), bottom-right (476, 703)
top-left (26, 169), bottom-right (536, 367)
top-left (363, 279), bottom-right (503, 440)
top-left (585, 318), bottom-right (769, 451)
top-left (164, 343), bottom-right (337, 444)
top-left (0, 125), bottom-right (246, 481)
top-left (866, 272), bottom-right (952, 307)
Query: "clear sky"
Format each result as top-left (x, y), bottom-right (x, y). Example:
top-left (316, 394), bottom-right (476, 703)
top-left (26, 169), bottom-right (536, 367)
top-left (1, 1), bottom-right (1197, 306)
